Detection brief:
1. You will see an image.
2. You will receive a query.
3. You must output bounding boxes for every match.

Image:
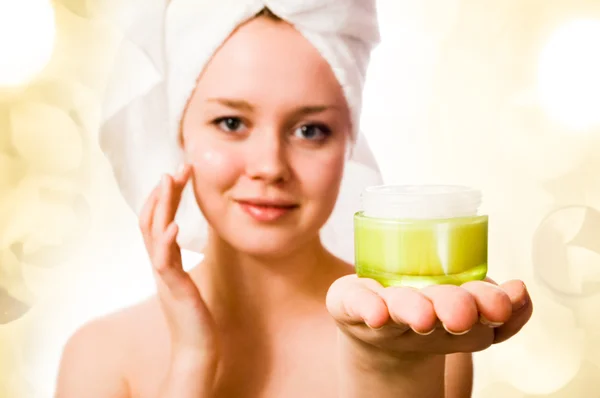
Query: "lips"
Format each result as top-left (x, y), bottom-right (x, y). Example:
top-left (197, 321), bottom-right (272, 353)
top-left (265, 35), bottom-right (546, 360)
top-left (236, 199), bottom-right (299, 222)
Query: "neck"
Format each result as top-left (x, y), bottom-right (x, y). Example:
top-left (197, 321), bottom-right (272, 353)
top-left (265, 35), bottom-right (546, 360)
top-left (190, 232), bottom-right (352, 327)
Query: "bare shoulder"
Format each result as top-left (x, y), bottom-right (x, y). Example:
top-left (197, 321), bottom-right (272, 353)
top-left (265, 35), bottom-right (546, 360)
top-left (55, 295), bottom-right (168, 398)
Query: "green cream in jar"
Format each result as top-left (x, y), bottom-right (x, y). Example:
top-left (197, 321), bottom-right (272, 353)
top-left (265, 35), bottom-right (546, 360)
top-left (354, 185), bottom-right (488, 288)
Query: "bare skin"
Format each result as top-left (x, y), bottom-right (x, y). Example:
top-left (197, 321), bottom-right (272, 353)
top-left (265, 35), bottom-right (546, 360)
top-left (54, 167), bottom-right (528, 398)
top-left (55, 14), bottom-right (533, 398)
top-left (55, 257), bottom-right (476, 398)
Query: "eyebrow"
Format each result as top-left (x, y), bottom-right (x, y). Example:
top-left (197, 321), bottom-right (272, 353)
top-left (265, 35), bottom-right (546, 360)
top-left (207, 98), bottom-right (254, 112)
top-left (206, 98), bottom-right (339, 115)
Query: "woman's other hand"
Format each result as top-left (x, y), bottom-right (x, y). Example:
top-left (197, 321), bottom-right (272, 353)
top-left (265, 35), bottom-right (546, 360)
top-left (326, 275), bottom-right (533, 397)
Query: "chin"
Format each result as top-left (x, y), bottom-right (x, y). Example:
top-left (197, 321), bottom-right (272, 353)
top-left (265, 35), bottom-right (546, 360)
top-left (226, 227), bottom-right (318, 259)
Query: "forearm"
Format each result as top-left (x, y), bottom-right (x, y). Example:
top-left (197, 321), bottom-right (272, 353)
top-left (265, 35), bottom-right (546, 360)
top-left (445, 353), bottom-right (473, 398)
top-left (338, 335), bottom-right (446, 398)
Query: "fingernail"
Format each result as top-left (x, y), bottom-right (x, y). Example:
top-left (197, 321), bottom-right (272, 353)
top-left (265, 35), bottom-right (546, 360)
top-left (515, 296), bottom-right (529, 311)
top-left (479, 315), bottom-right (503, 328)
top-left (365, 322), bottom-right (384, 331)
top-left (442, 323), bottom-right (470, 336)
top-left (412, 327), bottom-right (435, 336)
top-left (514, 283), bottom-right (529, 311)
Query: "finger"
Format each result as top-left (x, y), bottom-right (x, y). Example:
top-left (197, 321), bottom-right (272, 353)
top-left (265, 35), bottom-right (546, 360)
top-left (494, 280), bottom-right (533, 344)
top-left (461, 281), bottom-right (512, 327)
top-left (326, 275), bottom-right (389, 329)
top-left (170, 165), bottom-right (192, 219)
top-left (140, 185), bottom-right (160, 229)
top-left (152, 175), bottom-right (175, 237)
top-left (153, 167), bottom-right (192, 238)
top-left (152, 222), bottom-right (194, 300)
top-left (501, 280), bottom-right (531, 312)
top-left (380, 287), bottom-right (436, 335)
top-left (173, 163), bottom-right (192, 187)
top-left (139, 185), bottom-right (160, 251)
top-left (421, 285), bottom-right (479, 335)
top-left (154, 222), bottom-right (182, 271)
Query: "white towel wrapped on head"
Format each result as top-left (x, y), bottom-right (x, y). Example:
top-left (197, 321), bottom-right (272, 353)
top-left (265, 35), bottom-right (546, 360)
top-left (100, 0), bottom-right (383, 262)
top-left (165, 0), bottom-right (380, 144)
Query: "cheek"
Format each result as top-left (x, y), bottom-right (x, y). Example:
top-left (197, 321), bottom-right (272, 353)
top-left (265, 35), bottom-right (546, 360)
top-left (184, 139), bottom-right (241, 191)
top-left (299, 151), bottom-right (346, 199)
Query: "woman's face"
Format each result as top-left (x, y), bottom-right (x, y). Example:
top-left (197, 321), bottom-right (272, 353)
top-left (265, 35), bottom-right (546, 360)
top-left (181, 16), bottom-right (350, 257)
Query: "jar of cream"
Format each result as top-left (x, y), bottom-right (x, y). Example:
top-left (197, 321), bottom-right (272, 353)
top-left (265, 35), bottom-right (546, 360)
top-left (354, 185), bottom-right (488, 288)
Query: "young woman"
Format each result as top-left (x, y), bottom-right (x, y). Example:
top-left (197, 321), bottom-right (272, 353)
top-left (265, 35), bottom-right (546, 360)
top-left (55, 4), bottom-right (533, 398)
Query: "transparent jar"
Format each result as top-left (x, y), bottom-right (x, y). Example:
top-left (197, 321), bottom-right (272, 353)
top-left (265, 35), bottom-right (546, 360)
top-left (354, 185), bottom-right (488, 288)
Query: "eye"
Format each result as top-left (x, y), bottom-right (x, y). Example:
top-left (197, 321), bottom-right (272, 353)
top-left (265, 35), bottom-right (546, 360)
top-left (293, 124), bottom-right (331, 141)
top-left (214, 117), bottom-right (246, 133)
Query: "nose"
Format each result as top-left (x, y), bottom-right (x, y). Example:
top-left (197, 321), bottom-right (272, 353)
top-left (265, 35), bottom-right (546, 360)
top-left (245, 130), bottom-right (291, 183)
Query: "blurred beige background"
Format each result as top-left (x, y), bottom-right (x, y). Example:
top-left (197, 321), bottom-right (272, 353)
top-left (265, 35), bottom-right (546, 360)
top-left (1, 0), bottom-right (599, 397)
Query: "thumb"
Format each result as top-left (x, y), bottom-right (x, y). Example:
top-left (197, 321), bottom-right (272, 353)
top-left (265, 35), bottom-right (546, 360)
top-left (326, 275), bottom-right (389, 329)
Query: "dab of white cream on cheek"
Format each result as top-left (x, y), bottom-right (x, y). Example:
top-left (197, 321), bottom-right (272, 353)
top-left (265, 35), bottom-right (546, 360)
top-left (184, 140), bottom-right (220, 165)
top-left (193, 149), bottom-right (230, 173)
top-left (203, 150), bottom-right (225, 166)
top-left (184, 140), bottom-right (235, 177)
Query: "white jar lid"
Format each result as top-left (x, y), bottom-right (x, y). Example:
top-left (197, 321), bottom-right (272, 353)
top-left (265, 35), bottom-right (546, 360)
top-left (361, 184), bottom-right (482, 220)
